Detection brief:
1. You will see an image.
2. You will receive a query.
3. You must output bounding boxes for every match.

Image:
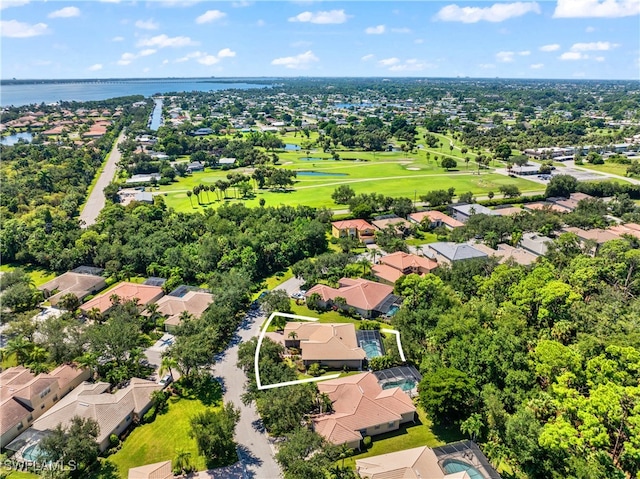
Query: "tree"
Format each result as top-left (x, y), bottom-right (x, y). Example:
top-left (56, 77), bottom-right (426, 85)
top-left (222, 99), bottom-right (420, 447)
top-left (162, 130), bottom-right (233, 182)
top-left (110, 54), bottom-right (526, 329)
top-left (546, 174), bottom-right (577, 198)
top-left (331, 185), bottom-right (356, 205)
top-left (39, 416), bottom-right (100, 476)
top-left (173, 448), bottom-right (194, 475)
top-left (495, 142), bottom-right (512, 161)
top-left (441, 157), bottom-right (457, 171)
top-left (418, 367), bottom-right (476, 424)
top-left (189, 402), bottom-right (240, 467)
top-left (260, 289), bottom-right (292, 314)
top-left (499, 185), bottom-right (521, 198)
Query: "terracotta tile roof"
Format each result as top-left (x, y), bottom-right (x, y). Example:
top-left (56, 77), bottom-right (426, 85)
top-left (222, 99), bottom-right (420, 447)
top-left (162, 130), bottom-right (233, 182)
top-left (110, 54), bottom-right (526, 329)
top-left (379, 251), bottom-right (438, 273)
top-left (493, 206), bottom-right (523, 216)
top-left (80, 282), bottom-right (164, 314)
top-left (306, 278), bottom-right (394, 312)
top-left (408, 210), bottom-right (463, 228)
top-left (313, 372), bottom-right (415, 446)
top-left (609, 224), bottom-right (640, 239)
top-left (471, 243), bottom-right (538, 266)
top-left (371, 264), bottom-right (404, 284)
top-left (371, 218), bottom-right (412, 231)
top-left (356, 446), bottom-right (445, 479)
top-left (155, 291), bottom-right (213, 326)
top-left (563, 227), bottom-right (620, 245)
top-left (523, 201), bottom-right (570, 213)
top-left (332, 219), bottom-right (375, 231)
top-left (283, 323), bottom-right (366, 362)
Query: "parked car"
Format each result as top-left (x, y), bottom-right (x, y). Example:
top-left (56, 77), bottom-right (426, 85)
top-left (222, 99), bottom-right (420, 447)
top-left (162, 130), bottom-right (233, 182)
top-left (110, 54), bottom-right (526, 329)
top-left (158, 374), bottom-right (173, 388)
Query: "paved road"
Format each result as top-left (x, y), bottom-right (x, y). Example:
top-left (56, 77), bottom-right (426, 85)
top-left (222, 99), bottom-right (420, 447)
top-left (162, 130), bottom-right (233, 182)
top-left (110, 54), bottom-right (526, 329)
top-left (79, 130), bottom-right (126, 227)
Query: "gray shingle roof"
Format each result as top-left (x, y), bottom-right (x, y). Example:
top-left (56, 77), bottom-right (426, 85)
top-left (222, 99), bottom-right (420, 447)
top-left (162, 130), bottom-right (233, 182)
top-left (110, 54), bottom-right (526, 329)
top-left (428, 242), bottom-right (488, 261)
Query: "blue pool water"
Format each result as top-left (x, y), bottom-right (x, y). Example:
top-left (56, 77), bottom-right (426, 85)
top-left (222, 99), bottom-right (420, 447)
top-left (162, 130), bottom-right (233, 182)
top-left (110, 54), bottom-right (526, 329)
top-left (382, 379), bottom-right (417, 392)
top-left (442, 459), bottom-right (485, 479)
top-left (22, 444), bottom-right (43, 461)
top-left (284, 144), bottom-right (301, 151)
top-left (361, 339), bottom-right (383, 358)
top-left (386, 306), bottom-right (400, 317)
top-left (297, 171), bottom-right (347, 177)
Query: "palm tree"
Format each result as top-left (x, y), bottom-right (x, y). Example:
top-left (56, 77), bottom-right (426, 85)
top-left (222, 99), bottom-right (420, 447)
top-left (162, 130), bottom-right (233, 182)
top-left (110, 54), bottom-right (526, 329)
top-left (86, 307), bottom-right (103, 324)
top-left (74, 352), bottom-right (98, 377)
top-left (109, 293), bottom-right (121, 306)
top-left (159, 355), bottom-right (177, 379)
top-left (186, 190), bottom-right (193, 208)
top-left (317, 392), bottom-right (333, 414)
top-left (5, 337), bottom-right (33, 365)
top-left (356, 257), bottom-right (371, 276)
top-left (288, 331), bottom-right (298, 341)
top-left (338, 443), bottom-right (352, 468)
top-left (173, 448), bottom-right (193, 475)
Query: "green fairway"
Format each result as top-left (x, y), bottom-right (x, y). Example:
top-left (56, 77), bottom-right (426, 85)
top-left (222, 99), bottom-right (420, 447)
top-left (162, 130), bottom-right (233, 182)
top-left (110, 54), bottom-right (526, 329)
top-left (0, 263), bottom-right (56, 287)
top-left (577, 162), bottom-right (631, 178)
top-left (96, 397), bottom-right (213, 478)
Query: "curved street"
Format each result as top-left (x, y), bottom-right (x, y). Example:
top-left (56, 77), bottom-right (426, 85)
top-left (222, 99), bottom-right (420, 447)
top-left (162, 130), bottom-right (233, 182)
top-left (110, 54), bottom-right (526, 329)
top-left (79, 130), bottom-right (126, 227)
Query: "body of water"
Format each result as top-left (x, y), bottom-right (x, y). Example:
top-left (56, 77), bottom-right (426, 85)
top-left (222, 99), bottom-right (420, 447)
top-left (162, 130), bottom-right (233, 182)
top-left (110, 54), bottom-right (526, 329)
top-left (284, 143), bottom-right (301, 151)
top-left (1, 132), bottom-right (33, 145)
top-left (0, 78), bottom-right (268, 107)
top-left (149, 98), bottom-right (163, 131)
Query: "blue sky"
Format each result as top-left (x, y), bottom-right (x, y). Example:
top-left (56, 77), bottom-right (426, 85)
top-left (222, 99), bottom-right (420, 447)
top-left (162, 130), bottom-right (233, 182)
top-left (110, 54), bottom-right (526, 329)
top-left (1, 0), bottom-right (639, 80)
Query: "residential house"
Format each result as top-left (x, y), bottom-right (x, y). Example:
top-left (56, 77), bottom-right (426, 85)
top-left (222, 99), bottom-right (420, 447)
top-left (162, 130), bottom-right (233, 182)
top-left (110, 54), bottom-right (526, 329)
top-left (356, 441), bottom-right (501, 479)
top-left (371, 216), bottom-right (412, 237)
top-left (283, 323), bottom-right (366, 370)
top-left (523, 202), bottom-right (570, 213)
top-left (372, 251), bottom-right (438, 284)
top-left (312, 372), bottom-right (416, 449)
top-left (126, 173), bottom-right (161, 184)
top-left (427, 242), bottom-right (488, 265)
top-left (408, 210), bottom-right (463, 230)
top-left (218, 157), bottom-right (237, 165)
top-left (548, 192), bottom-right (594, 212)
top-left (154, 290), bottom-right (214, 332)
top-left (80, 282), bottom-right (164, 315)
top-left (186, 161), bottom-right (204, 173)
top-left (331, 219), bottom-right (376, 244)
top-left (609, 223), bottom-right (640, 240)
top-left (7, 379), bottom-right (161, 454)
top-left (449, 204), bottom-right (497, 223)
top-left (520, 233), bottom-right (553, 256)
top-left (38, 272), bottom-right (106, 307)
top-left (128, 461), bottom-right (172, 479)
top-left (1, 365), bottom-right (90, 448)
top-left (562, 227), bottom-right (620, 251)
top-left (305, 278), bottom-right (398, 319)
top-left (470, 243), bottom-right (538, 266)
top-left (493, 206), bottom-right (523, 217)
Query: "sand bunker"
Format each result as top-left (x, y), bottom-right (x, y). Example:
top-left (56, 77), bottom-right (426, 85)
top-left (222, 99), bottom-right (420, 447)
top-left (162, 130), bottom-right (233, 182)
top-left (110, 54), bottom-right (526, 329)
top-left (406, 167), bottom-right (420, 171)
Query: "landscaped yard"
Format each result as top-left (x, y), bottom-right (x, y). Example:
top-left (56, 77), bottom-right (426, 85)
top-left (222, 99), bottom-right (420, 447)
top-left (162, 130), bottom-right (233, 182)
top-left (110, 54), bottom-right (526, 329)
top-left (577, 161), bottom-right (632, 178)
top-left (0, 263), bottom-right (56, 287)
top-left (93, 396), bottom-right (215, 478)
top-left (342, 406), bottom-right (463, 469)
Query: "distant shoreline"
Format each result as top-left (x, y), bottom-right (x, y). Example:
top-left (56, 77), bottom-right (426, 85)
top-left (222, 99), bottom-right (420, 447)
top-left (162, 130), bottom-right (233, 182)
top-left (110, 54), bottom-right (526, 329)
top-left (0, 77), bottom-right (276, 86)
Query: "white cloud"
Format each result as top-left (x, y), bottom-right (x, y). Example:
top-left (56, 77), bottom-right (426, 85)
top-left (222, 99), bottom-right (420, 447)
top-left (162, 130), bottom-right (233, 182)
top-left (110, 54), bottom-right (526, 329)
top-left (365, 24), bottom-right (385, 34)
top-left (143, 68), bottom-right (150, 73)
top-left (553, 0), bottom-right (640, 18)
top-left (256, 19), bottom-right (265, 26)
top-left (479, 63), bottom-right (496, 69)
top-left (139, 48), bottom-right (157, 57)
top-left (0, 0), bottom-right (29, 9)
top-left (414, 38), bottom-right (424, 44)
top-left (391, 27), bottom-right (412, 33)
top-left (540, 43), bottom-right (560, 51)
top-left (117, 52), bottom-right (136, 65)
top-left (137, 34), bottom-right (197, 48)
top-left (217, 48), bottom-right (236, 58)
top-left (198, 55), bottom-right (219, 66)
top-left (99, 0), bottom-right (120, 3)
top-left (519, 50), bottom-right (531, 56)
top-left (559, 51), bottom-right (587, 60)
top-left (570, 41), bottom-right (619, 51)
top-left (288, 9), bottom-right (350, 24)
top-left (176, 51), bottom-right (203, 62)
top-left (196, 10), bottom-right (226, 24)
top-left (0, 19), bottom-right (49, 37)
top-left (496, 51), bottom-right (515, 62)
top-left (159, 1), bottom-right (201, 7)
top-left (595, 56), bottom-right (605, 61)
top-left (378, 57), bottom-right (400, 66)
top-left (361, 54), bottom-right (375, 61)
top-left (231, 1), bottom-right (252, 6)
top-left (48, 6), bottom-right (80, 18)
top-left (162, 59), bottom-right (169, 65)
top-left (586, 25), bottom-right (596, 32)
top-left (135, 19), bottom-right (159, 30)
top-left (112, 36), bottom-right (124, 42)
top-left (530, 63), bottom-right (544, 69)
top-left (435, 2), bottom-right (541, 23)
top-left (88, 63), bottom-right (103, 71)
top-left (271, 50), bottom-right (319, 69)
top-left (388, 58), bottom-right (434, 72)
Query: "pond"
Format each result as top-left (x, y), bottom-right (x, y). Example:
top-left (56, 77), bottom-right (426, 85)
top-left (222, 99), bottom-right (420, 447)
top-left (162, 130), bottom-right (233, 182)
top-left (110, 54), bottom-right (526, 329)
top-left (284, 143), bottom-right (301, 151)
top-left (296, 171), bottom-right (348, 177)
top-left (1, 132), bottom-right (33, 145)
top-left (299, 157), bottom-right (334, 161)
top-left (148, 98), bottom-right (163, 131)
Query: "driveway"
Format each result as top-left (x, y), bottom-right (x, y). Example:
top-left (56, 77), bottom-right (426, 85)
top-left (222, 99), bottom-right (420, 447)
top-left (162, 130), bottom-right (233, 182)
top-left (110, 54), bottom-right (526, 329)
top-left (79, 130), bottom-right (126, 227)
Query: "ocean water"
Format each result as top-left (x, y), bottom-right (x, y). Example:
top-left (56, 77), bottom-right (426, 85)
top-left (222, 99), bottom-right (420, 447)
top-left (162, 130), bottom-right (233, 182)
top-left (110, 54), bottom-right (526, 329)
top-left (0, 78), bottom-right (268, 107)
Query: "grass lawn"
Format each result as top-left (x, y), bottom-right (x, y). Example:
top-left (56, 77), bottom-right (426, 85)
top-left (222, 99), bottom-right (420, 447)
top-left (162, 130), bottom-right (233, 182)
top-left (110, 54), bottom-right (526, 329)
top-left (342, 406), bottom-right (463, 469)
top-left (0, 263), bottom-right (56, 287)
top-left (95, 397), bottom-right (213, 479)
top-left (263, 268), bottom-right (293, 290)
top-left (406, 233), bottom-right (439, 246)
top-left (577, 161), bottom-right (631, 178)
top-left (3, 471), bottom-right (40, 479)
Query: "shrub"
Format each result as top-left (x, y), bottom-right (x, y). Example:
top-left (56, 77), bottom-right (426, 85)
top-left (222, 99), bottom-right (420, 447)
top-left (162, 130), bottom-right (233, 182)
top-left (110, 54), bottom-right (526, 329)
top-left (142, 406), bottom-right (157, 424)
top-left (307, 363), bottom-right (325, 377)
top-left (359, 320), bottom-right (381, 331)
top-left (109, 434), bottom-right (120, 449)
top-left (363, 436), bottom-right (372, 449)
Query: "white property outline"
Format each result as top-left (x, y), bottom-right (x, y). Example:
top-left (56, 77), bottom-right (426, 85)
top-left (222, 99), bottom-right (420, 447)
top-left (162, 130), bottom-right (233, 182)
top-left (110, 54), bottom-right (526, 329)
top-left (255, 312), bottom-right (407, 390)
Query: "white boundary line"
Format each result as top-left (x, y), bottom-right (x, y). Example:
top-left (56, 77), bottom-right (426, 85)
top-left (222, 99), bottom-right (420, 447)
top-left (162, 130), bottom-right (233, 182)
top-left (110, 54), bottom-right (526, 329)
top-left (255, 312), bottom-right (407, 390)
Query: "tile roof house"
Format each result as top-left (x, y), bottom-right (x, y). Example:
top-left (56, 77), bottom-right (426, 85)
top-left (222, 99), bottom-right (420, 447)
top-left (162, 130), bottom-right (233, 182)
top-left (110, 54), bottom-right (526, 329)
top-left (408, 210), bottom-right (464, 229)
top-left (312, 372), bottom-right (416, 449)
top-left (155, 290), bottom-right (214, 332)
top-left (609, 223), bottom-right (640, 240)
top-left (562, 226), bottom-right (620, 250)
top-left (9, 378), bottom-right (161, 453)
top-left (331, 219), bottom-right (376, 244)
top-left (470, 243), bottom-right (538, 266)
top-left (356, 441), bottom-right (502, 479)
top-left (80, 282), bottom-right (164, 315)
top-left (371, 217), bottom-right (413, 236)
top-left (549, 192), bottom-right (594, 212)
top-left (38, 272), bottom-right (106, 307)
top-left (523, 201), bottom-right (571, 214)
top-left (283, 322), bottom-right (366, 369)
top-left (449, 204), bottom-right (497, 223)
top-left (128, 460), bottom-right (172, 479)
top-left (372, 251), bottom-right (438, 284)
top-left (520, 232), bottom-right (553, 256)
top-left (427, 242), bottom-right (488, 264)
top-left (0, 365), bottom-right (90, 448)
top-left (305, 278), bottom-right (398, 319)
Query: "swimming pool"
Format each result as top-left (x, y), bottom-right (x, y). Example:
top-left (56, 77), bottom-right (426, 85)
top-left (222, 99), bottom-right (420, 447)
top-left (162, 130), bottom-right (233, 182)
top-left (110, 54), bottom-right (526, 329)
top-left (382, 378), bottom-right (417, 392)
top-left (442, 459), bottom-right (485, 479)
top-left (22, 444), bottom-right (43, 461)
top-left (360, 339), bottom-right (383, 358)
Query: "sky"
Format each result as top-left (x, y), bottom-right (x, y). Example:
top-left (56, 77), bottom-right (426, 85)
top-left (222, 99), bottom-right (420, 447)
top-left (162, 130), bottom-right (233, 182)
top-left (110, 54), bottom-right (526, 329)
top-left (1, 0), bottom-right (639, 80)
